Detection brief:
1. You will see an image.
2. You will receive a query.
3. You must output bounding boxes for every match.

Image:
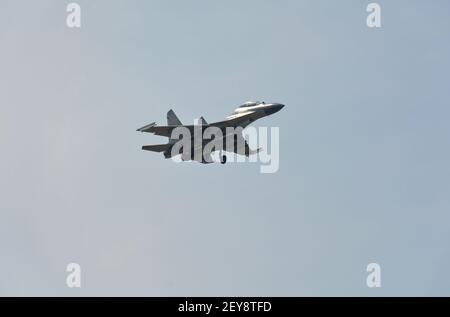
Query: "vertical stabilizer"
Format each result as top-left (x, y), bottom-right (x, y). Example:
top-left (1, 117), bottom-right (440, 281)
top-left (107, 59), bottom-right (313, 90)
top-left (167, 109), bottom-right (182, 126)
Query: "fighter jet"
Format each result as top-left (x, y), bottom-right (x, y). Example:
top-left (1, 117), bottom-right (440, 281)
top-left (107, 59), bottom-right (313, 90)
top-left (137, 101), bottom-right (284, 164)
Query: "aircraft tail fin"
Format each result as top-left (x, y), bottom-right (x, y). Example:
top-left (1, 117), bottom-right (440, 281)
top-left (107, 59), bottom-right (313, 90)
top-left (142, 144), bottom-right (171, 152)
top-left (167, 109), bottom-right (182, 126)
top-left (199, 116), bottom-right (207, 125)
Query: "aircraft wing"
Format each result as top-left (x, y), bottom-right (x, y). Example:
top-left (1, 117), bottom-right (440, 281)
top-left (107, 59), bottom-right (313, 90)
top-left (137, 111), bottom-right (254, 137)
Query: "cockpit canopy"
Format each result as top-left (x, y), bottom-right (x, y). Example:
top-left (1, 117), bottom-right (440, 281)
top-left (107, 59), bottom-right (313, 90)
top-left (239, 101), bottom-right (265, 108)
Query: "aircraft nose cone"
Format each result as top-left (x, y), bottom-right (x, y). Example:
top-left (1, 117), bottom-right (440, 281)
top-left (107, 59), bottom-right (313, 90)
top-left (265, 103), bottom-right (285, 115)
top-left (275, 103), bottom-right (285, 111)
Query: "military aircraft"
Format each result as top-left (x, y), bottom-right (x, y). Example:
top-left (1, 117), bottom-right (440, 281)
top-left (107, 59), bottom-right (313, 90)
top-left (137, 101), bottom-right (284, 164)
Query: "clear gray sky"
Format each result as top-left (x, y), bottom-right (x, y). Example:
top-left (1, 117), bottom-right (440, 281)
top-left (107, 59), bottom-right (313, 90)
top-left (1, 0), bottom-right (450, 296)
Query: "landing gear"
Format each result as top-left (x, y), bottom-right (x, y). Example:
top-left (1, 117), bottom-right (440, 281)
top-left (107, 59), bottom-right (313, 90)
top-left (220, 152), bottom-right (227, 164)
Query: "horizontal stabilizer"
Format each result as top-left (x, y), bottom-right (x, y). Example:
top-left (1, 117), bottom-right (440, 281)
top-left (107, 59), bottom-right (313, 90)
top-left (142, 144), bottom-right (170, 152)
top-left (137, 122), bottom-right (156, 132)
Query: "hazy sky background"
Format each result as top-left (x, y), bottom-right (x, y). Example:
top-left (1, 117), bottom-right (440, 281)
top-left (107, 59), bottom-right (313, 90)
top-left (1, 0), bottom-right (450, 296)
